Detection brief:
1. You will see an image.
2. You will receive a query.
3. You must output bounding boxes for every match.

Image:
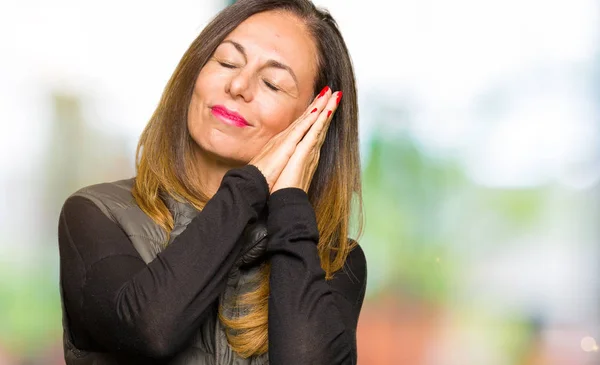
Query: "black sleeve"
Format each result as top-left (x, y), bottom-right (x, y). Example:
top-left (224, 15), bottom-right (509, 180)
top-left (58, 165), bottom-right (269, 359)
top-left (266, 188), bottom-right (368, 365)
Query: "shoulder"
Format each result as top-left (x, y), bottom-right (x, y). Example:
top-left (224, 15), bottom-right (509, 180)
top-left (343, 240), bottom-right (367, 285)
top-left (58, 180), bottom-right (147, 269)
top-left (62, 177), bottom-right (137, 221)
top-left (347, 240), bottom-right (366, 266)
top-left (328, 239), bottom-right (367, 306)
top-left (71, 177), bottom-right (136, 207)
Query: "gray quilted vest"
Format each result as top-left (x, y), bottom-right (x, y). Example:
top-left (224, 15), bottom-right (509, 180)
top-left (59, 177), bottom-right (270, 365)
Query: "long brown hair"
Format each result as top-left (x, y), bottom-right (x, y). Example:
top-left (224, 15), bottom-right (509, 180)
top-left (133, 0), bottom-right (363, 358)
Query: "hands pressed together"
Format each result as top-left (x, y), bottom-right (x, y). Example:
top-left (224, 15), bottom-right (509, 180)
top-left (249, 86), bottom-right (341, 194)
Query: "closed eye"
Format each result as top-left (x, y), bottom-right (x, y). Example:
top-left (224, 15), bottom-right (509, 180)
top-left (217, 60), bottom-right (280, 92)
top-left (218, 62), bottom-right (237, 69)
top-left (263, 80), bottom-right (279, 92)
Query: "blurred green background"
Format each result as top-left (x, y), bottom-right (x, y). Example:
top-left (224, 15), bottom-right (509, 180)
top-left (1, 1), bottom-right (599, 364)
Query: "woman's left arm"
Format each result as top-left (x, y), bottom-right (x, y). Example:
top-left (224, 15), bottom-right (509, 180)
top-left (266, 187), bottom-right (367, 365)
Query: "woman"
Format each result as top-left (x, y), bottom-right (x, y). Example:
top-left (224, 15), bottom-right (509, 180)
top-left (57, 0), bottom-right (366, 364)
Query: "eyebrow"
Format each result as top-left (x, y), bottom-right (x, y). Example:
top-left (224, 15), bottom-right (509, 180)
top-left (221, 39), bottom-right (299, 88)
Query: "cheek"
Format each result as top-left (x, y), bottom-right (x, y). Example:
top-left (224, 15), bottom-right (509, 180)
top-left (187, 84), bottom-right (203, 130)
top-left (188, 67), bottom-right (220, 127)
top-left (256, 99), bottom-right (300, 137)
top-left (258, 89), bottom-right (313, 136)
top-left (193, 62), bottom-right (227, 98)
top-left (193, 70), bottom-right (213, 98)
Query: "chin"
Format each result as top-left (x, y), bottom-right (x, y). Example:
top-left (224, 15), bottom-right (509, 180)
top-left (194, 135), bottom-right (252, 166)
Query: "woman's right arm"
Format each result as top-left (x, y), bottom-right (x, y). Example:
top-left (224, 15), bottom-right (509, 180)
top-left (58, 165), bottom-right (268, 359)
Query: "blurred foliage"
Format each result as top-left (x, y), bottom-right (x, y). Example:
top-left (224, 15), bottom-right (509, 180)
top-left (360, 127), bottom-right (547, 304)
top-left (0, 254), bottom-right (62, 355)
top-left (360, 131), bottom-right (464, 302)
top-left (0, 91), bottom-right (132, 361)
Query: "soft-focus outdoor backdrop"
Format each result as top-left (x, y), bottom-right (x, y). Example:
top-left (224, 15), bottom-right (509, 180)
top-left (1, 1), bottom-right (599, 364)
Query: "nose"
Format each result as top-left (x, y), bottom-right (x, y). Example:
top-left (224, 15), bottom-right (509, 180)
top-left (225, 68), bottom-right (254, 103)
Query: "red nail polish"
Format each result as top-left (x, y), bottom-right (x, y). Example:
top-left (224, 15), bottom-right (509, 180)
top-left (336, 91), bottom-right (343, 104)
top-left (311, 108), bottom-right (317, 113)
top-left (317, 86), bottom-right (329, 98)
top-left (327, 110), bottom-right (332, 118)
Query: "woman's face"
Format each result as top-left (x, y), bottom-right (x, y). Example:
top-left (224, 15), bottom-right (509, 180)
top-left (188, 10), bottom-right (319, 165)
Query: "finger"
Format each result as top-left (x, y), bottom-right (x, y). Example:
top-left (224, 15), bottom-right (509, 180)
top-left (286, 85), bottom-right (335, 134)
top-left (297, 86), bottom-right (332, 120)
top-left (285, 88), bottom-right (334, 143)
top-left (300, 91), bottom-right (341, 149)
top-left (316, 93), bottom-right (341, 146)
top-left (291, 86), bottom-right (332, 131)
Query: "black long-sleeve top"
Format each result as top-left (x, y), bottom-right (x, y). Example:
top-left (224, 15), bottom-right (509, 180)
top-left (58, 165), bottom-right (367, 364)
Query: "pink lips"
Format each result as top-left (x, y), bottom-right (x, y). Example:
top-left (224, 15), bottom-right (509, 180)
top-left (210, 105), bottom-right (250, 128)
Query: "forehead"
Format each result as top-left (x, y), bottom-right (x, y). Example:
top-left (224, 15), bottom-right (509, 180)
top-left (226, 10), bottom-right (318, 87)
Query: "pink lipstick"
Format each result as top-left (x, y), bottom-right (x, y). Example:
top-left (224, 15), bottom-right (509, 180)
top-left (210, 105), bottom-right (250, 127)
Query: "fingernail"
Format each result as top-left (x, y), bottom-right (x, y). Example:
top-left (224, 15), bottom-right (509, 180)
top-left (327, 110), bottom-right (332, 118)
top-left (336, 91), bottom-right (343, 104)
top-left (311, 108), bottom-right (317, 113)
top-left (318, 86), bottom-right (330, 98)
